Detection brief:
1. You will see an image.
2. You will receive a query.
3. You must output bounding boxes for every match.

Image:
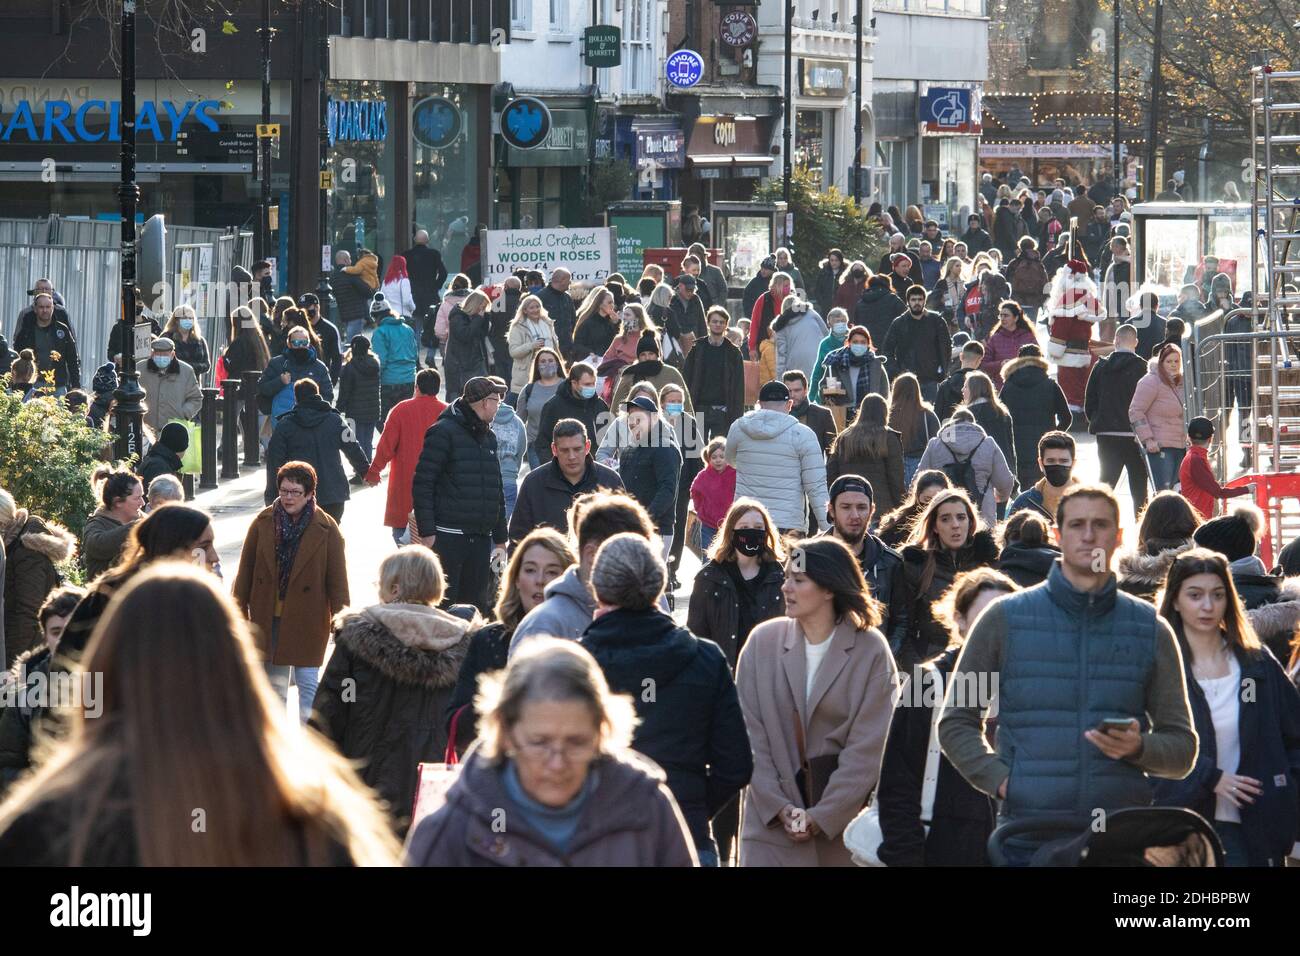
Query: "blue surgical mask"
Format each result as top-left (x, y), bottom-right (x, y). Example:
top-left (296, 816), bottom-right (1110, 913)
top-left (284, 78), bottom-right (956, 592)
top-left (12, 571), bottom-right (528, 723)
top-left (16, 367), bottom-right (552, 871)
top-left (154, 355), bottom-right (172, 369)
top-left (579, 385), bottom-right (597, 400)
top-left (179, 318), bottom-right (194, 331)
top-left (528, 284), bottom-right (544, 294)
top-left (850, 343), bottom-right (869, 357)
top-left (833, 322), bottom-right (849, 336)
top-left (666, 402), bottom-right (684, 416)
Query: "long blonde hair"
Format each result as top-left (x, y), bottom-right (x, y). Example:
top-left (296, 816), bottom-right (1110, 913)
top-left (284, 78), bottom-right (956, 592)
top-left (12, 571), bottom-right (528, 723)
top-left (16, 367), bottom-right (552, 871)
top-left (0, 563), bottom-right (400, 865)
top-left (494, 529), bottom-right (576, 634)
top-left (163, 304), bottom-right (204, 343)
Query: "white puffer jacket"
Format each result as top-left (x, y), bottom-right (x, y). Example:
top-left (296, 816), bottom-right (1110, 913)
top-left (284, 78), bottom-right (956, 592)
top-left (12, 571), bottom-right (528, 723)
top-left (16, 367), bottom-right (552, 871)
top-left (725, 409), bottom-right (829, 532)
top-left (774, 307), bottom-right (829, 379)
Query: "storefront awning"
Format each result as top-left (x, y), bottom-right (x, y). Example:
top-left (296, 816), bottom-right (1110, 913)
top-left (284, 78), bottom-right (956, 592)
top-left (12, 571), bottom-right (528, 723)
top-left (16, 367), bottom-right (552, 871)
top-left (685, 115), bottom-right (772, 168)
top-left (689, 154), bottom-right (773, 166)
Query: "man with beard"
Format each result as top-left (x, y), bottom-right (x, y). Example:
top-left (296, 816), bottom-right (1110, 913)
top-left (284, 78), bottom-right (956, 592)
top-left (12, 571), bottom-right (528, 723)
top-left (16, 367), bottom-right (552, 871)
top-left (782, 370), bottom-right (834, 453)
top-left (821, 475), bottom-right (906, 648)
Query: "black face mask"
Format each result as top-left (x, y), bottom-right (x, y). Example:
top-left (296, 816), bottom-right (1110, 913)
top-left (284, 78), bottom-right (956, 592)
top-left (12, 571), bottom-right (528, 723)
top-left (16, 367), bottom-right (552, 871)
top-left (733, 527), bottom-right (766, 556)
top-left (1043, 464), bottom-right (1072, 488)
top-left (289, 346), bottom-right (309, 361)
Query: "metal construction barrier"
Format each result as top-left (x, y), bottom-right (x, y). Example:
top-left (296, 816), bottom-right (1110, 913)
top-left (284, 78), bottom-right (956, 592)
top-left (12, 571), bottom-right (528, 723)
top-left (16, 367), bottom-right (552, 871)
top-left (0, 243), bottom-right (119, 373)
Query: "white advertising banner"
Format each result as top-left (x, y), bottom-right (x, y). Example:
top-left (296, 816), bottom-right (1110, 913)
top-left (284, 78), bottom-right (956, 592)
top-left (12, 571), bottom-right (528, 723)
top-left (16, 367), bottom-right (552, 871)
top-left (480, 227), bottom-right (617, 286)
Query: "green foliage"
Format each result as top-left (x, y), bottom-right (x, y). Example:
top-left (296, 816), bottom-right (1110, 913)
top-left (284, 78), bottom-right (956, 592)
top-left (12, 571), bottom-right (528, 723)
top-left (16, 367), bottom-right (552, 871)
top-left (755, 168), bottom-right (888, 290)
top-left (581, 160), bottom-right (636, 225)
top-left (0, 385), bottom-right (117, 537)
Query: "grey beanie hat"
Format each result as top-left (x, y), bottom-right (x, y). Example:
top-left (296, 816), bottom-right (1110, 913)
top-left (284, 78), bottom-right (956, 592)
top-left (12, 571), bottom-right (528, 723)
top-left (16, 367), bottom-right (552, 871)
top-left (590, 533), bottom-right (665, 612)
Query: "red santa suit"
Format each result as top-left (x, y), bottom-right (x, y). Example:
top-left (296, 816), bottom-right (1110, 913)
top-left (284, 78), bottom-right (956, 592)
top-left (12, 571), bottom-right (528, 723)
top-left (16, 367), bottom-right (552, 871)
top-left (1045, 259), bottom-right (1102, 413)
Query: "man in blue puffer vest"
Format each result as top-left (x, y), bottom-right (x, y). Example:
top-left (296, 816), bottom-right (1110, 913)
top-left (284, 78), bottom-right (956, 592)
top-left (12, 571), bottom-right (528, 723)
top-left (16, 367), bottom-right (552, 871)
top-left (939, 483), bottom-right (1198, 865)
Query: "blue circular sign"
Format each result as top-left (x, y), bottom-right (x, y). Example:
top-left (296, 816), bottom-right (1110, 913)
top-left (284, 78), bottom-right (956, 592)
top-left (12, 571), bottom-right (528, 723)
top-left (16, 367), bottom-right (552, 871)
top-left (666, 50), bottom-right (705, 89)
top-left (500, 96), bottom-right (553, 151)
top-left (412, 96), bottom-right (462, 150)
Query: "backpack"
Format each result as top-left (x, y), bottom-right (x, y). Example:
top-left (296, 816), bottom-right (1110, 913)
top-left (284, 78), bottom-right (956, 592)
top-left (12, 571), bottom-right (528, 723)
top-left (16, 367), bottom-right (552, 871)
top-left (939, 436), bottom-right (989, 504)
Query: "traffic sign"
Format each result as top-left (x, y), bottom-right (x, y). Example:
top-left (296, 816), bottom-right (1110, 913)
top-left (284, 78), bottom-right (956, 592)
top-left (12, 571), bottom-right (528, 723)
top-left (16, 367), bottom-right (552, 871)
top-left (256, 123), bottom-right (280, 138)
top-left (500, 97), bottom-right (553, 150)
top-left (666, 49), bottom-right (705, 89)
top-left (583, 25), bottom-right (622, 67)
top-left (320, 170), bottom-right (334, 190)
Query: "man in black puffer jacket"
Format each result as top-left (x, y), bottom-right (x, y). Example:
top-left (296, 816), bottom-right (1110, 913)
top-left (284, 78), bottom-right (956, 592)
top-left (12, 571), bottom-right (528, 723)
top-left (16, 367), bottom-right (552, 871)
top-left (265, 379), bottom-right (370, 522)
top-left (999, 346), bottom-right (1072, 489)
top-left (618, 396), bottom-right (682, 545)
top-left (581, 532), bottom-right (751, 866)
top-left (853, 275), bottom-right (905, 350)
top-left (412, 376), bottom-right (510, 613)
top-left (1083, 324), bottom-right (1149, 518)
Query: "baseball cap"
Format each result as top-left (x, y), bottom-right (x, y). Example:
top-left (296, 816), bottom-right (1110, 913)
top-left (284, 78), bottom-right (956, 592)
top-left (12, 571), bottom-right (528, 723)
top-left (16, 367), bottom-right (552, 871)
top-left (1187, 416), bottom-right (1215, 441)
top-left (829, 474), bottom-right (873, 504)
top-left (625, 394), bottom-right (658, 414)
top-left (758, 380), bottom-right (791, 402)
top-left (298, 293), bottom-right (319, 307)
top-left (463, 376), bottom-right (508, 403)
top-left (675, 273), bottom-right (697, 289)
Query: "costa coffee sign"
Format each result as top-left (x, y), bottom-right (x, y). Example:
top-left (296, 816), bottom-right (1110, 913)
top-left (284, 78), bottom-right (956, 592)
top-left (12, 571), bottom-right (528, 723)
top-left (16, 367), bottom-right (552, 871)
top-left (720, 11), bottom-right (756, 47)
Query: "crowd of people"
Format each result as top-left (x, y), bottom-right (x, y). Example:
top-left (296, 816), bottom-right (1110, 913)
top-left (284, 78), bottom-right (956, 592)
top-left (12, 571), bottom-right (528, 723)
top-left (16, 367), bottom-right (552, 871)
top-left (0, 196), bottom-right (1297, 870)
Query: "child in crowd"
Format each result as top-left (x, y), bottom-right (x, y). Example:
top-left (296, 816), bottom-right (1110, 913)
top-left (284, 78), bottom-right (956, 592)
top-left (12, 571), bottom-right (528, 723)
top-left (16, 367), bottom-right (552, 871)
top-left (689, 437), bottom-right (737, 553)
top-left (1179, 416), bottom-right (1253, 520)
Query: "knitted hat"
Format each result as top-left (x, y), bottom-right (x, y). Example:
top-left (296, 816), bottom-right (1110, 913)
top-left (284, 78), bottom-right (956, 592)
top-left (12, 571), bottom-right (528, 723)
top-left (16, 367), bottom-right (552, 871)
top-left (590, 533), bottom-right (666, 612)
top-left (1193, 513), bottom-right (1258, 563)
top-left (635, 330), bottom-right (660, 356)
top-left (370, 293), bottom-right (392, 316)
top-left (159, 421), bottom-right (191, 454)
top-left (92, 362), bottom-right (118, 395)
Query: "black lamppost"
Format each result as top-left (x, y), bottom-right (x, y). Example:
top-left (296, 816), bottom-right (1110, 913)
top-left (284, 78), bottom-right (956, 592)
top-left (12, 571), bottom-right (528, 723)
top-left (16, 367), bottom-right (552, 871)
top-left (114, 0), bottom-right (145, 463)
top-left (259, 0), bottom-right (274, 262)
top-left (783, 0), bottom-right (793, 204)
top-left (1112, 0), bottom-right (1121, 194)
top-left (852, 0), bottom-right (863, 204)
top-left (316, 0), bottom-right (333, 318)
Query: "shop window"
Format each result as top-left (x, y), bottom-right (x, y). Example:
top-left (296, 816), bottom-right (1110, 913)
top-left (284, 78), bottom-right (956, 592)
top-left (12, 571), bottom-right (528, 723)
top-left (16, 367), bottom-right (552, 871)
top-left (412, 84), bottom-right (481, 273)
top-left (795, 110), bottom-right (828, 187)
top-left (512, 0), bottom-right (532, 30)
top-left (517, 168), bottom-right (564, 228)
top-left (549, 0), bottom-right (568, 31)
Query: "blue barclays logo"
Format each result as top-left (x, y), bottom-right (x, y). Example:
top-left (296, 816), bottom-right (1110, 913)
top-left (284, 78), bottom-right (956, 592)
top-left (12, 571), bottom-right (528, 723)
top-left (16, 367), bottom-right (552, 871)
top-left (0, 99), bottom-right (222, 143)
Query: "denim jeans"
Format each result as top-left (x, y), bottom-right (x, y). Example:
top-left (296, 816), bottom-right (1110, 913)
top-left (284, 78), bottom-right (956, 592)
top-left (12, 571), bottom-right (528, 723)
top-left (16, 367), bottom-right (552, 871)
top-left (353, 421), bottom-right (376, 459)
top-left (503, 479), bottom-right (518, 521)
top-left (699, 524), bottom-right (717, 553)
top-left (1146, 447), bottom-right (1187, 492)
top-left (1214, 821), bottom-right (1250, 867)
top-left (696, 843), bottom-right (720, 867)
top-left (344, 318), bottom-right (366, 341)
top-left (904, 454), bottom-right (923, 489)
top-left (264, 663), bottom-right (319, 723)
top-left (527, 447), bottom-right (540, 469)
top-left (392, 526), bottom-right (410, 546)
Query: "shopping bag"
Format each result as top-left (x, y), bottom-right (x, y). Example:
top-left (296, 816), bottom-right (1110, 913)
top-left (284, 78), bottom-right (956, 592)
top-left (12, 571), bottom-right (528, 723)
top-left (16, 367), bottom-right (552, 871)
top-left (213, 355), bottom-right (229, 389)
top-left (743, 360), bottom-right (761, 405)
top-left (684, 509), bottom-right (703, 560)
top-left (169, 419), bottom-right (202, 474)
top-left (408, 707), bottom-right (466, 835)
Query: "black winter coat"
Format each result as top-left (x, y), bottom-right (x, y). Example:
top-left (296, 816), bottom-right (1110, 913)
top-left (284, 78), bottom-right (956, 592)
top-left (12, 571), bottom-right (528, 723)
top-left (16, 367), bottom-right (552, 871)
top-left (618, 424), bottom-right (682, 533)
top-left (0, 646), bottom-right (50, 789)
top-left (580, 607), bottom-right (753, 848)
top-left (934, 368), bottom-right (971, 423)
top-left (876, 647), bottom-right (996, 866)
top-left (264, 394), bottom-right (370, 506)
top-left (960, 227), bottom-right (992, 256)
top-left (534, 380), bottom-right (610, 464)
top-left (445, 621), bottom-right (511, 757)
top-left (968, 400), bottom-right (1018, 485)
top-left (883, 310), bottom-right (951, 386)
top-left (854, 284), bottom-right (906, 350)
top-left (13, 315), bottom-right (80, 389)
top-left (106, 315), bottom-right (159, 365)
top-left (686, 559), bottom-right (785, 669)
top-left (897, 531), bottom-right (1000, 672)
top-left (1084, 349), bottom-right (1146, 434)
top-left (508, 457), bottom-right (624, 541)
top-left (412, 398), bottom-right (507, 541)
top-left (682, 337), bottom-right (745, 429)
top-left (814, 262), bottom-right (846, 316)
top-left (791, 401), bottom-right (836, 454)
top-left (998, 541), bottom-right (1061, 588)
top-left (257, 350), bottom-right (335, 414)
top-left (172, 335), bottom-right (211, 378)
top-left (311, 603), bottom-right (471, 836)
top-left (331, 267), bottom-right (372, 331)
top-left (336, 353), bottom-right (382, 424)
top-left (311, 317), bottom-right (344, 382)
top-left (572, 314), bottom-right (618, 361)
top-left (537, 285), bottom-right (578, 361)
top-left (1153, 644), bottom-right (1300, 867)
top-left (403, 244), bottom-right (449, 309)
top-left (137, 442), bottom-right (183, 490)
top-left (998, 354), bottom-right (1071, 486)
top-left (444, 306), bottom-right (490, 398)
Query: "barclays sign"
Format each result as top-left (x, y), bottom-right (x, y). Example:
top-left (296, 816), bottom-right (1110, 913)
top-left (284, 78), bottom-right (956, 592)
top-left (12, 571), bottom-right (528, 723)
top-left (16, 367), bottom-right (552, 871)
top-left (0, 99), bottom-right (223, 142)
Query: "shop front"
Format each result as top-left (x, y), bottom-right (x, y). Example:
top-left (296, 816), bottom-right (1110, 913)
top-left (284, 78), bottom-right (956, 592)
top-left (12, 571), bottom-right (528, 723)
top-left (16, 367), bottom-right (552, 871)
top-left (495, 96), bottom-right (594, 229)
top-left (632, 118), bottom-right (685, 201)
top-left (919, 83), bottom-right (981, 228)
top-left (684, 114), bottom-right (775, 209)
top-left (795, 58), bottom-right (850, 189)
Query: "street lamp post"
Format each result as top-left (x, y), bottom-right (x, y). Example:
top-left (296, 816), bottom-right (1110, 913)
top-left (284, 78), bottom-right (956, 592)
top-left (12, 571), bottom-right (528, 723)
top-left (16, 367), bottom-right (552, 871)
top-left (853, 0), bottom-right (862, 204)
top-left (316, 0), bottom-right (333, 318)
top-left (114, 0), bottom-right (145, 463)
top-left (1144, 0), bottom-right (1164, 200)
top-left (1112, 0), bottom-right (1121, 195)
top-left (259, 0), bottom-right (273, 261)
top-left (783, 0), bottom-right (793, 205)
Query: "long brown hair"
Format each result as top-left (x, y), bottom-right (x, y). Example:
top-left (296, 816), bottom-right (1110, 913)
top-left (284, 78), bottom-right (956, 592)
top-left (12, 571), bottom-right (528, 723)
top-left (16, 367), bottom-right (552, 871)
top-left (786, 537), bottom-right (882, 632)
top-left (888, 373), bottom-right (933, 450)
top-left (877, 470), bottom-right (951, 542)
top-left (709, 497), bottom-right (786, 565)
top-left (1136, 490), bottom-right (1201, 555)
top-left (963, 370), bottom-right (1010, 419)
top-left (494, 528), bottom-right (576, 634)
top-left (934, 567), bottom-right (1018, 648)
top-left (0, 563), bottom-right (400, 865)
top-left (573, 287), bottom-right (616, 339)
top-left (1156, 548), bottom-right (1261, 655)
top-left (228, 306), bottom-right (271, 370)
top-left (832, 393), bottom-right (892, 460)
top-left (907, 488), bottom-right (983, 549)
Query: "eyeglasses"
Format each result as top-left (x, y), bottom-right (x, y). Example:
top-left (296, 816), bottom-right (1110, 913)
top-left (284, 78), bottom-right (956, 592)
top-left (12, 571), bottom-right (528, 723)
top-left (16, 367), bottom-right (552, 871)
top-left (513, 736), bottom-right (597, 764)
top-left (278, 488), bottom-right (306, 499)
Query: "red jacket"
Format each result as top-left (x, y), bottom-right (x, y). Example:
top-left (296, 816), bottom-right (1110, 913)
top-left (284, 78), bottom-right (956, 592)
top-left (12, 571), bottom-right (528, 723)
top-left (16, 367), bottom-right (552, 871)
top-left (980, 324), bottom-right (1038, 388)
top-left (1179, 444), bottom-right (1250, 520)
top-left (690, 463), bottom-right (737, 529)
top-left (366, 393), bottom-right (447, 527)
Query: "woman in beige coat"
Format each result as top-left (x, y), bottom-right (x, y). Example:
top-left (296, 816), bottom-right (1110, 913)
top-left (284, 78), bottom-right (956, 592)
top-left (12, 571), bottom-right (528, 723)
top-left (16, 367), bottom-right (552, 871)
top-left (736, 536), bottom-right (898, 866)
top-left (506, 295), bottom-right (560, 393)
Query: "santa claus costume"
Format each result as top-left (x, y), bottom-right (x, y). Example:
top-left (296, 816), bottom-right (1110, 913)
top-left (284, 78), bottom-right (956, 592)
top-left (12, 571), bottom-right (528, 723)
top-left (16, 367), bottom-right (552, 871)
top-left (1045, 259), bottom-right (1102, 414)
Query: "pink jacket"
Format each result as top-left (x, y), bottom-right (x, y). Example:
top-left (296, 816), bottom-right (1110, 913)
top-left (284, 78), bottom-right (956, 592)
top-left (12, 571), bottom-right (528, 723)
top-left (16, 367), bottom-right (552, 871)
top-left (980, 325), bottom-right (1038, 388)
top-left (602, 330), bottom-right (641, 368)
top-left (1128, 359), bottom-right (1188, 449)
top-left (690, 464), bottom-right (737, 529)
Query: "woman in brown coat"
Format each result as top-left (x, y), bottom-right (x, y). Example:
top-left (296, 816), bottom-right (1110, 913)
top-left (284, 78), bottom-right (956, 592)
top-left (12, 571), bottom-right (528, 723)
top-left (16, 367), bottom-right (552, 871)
top-left (736, 537), bottom-right (898, 866)
top-left (233, 460), bottom-right (350, 722)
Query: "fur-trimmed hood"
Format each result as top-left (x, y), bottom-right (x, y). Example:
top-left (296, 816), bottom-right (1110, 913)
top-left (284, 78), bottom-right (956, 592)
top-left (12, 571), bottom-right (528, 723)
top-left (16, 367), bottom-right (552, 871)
top-left (332, 602), bottom-right (471, 688)
top-left (1116, 540), bottom-right (1195, 588)
top-left (2, 644), bottom-right (50, 691)
top-left (1000, 354), bottom-right (1049, 382)
top-left (4, 513), bottom-right (76, 564)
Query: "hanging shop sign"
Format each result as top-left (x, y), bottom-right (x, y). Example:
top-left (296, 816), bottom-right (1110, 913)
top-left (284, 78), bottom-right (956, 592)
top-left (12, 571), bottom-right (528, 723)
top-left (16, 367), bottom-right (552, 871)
top-left (666, 50), bottom-right (705, 89)
top-left (481, 227), bottom-right (617, 286)
top-left (411, 96), bottom-right (462, 150)
top-left (920, 86), bottom-right (981, 135)
top-left (720, 11), bottom-right (757, 47)
top-left (800, 60), bottom-right (847, 97)
top-left (327, 98), bottom-right (388, 146)
top-left (583, 25), bottom-right (622, 67)
top-left (500, 96), bottom-right (553, 150)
